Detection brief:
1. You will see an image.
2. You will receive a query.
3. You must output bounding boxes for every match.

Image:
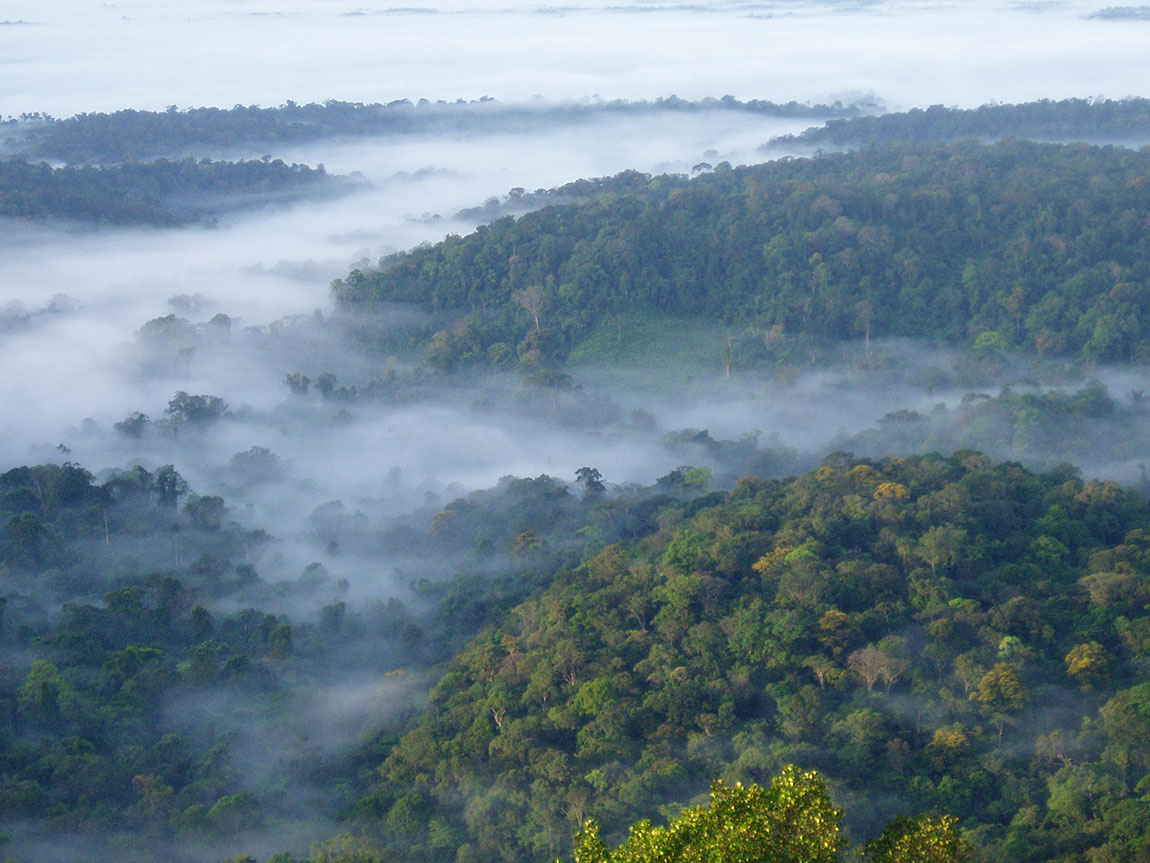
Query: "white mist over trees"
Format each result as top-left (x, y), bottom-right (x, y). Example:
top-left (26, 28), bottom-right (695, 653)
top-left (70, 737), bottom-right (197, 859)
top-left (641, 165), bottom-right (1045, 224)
top-left (2, 1), bottom-right (1150, 862)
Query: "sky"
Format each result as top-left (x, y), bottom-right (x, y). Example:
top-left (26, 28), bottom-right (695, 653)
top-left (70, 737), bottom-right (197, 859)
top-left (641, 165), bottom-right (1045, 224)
top-left (2, 0), bottom-right (1150, 118)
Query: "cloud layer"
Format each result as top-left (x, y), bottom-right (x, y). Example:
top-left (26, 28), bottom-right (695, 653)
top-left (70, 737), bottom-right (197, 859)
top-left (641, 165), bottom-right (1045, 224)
top-left (3, 0), bottom-right (1150, 118)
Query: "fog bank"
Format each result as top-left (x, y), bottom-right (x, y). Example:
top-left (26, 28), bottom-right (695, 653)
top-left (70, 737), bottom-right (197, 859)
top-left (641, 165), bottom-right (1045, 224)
top-left (3, 0), bottom-right (1150, 118)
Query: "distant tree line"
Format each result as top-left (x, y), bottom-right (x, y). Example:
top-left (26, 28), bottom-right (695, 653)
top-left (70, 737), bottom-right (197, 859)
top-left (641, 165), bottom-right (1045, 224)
top-left (0, 156), bottom-right (333, 225)
top-left (767, 97), bottom-right (1150, 149)
top-left (3, 96), bottom-right (867, 164)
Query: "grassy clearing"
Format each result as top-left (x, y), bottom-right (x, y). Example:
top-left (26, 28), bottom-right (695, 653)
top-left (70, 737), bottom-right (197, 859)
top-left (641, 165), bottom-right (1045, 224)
top-left (568, 313), bottom-right (730, 368)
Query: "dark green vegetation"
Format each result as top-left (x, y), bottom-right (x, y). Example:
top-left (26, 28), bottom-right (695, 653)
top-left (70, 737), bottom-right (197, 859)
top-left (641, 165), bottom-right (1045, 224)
top-left (0, 463), bottom-right (315, 840)
top-left (838, 381), bottom-right (1150, 476)
top-left (10, 96), bottom-right (1150, 863)
top-left (0, 157), bottom-right (335, 226)
top-left (0, 456), bottom-right (702, 859)
top-left (325, 453), bottom-right (1150, 863)
top-left (334, 138), bottom-right (1150, 371)
top-left (9, 453), bottom-right (1150, 861)
top-left (768, 97), bottom-right (1150, 150)
top-left (3, 97), bottom-right (860, 164)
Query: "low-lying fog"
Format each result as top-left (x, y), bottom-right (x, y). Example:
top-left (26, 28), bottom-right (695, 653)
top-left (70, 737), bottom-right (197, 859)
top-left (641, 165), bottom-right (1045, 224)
top-left (2, 0), bottom-right (1148, 539)
top-left (4, 101), bottom-right (1150, 603)
top-left (3, 1), bottom-right (1150, 860)
top-left (0, 108), bottom-right (811, 462)
top-left (4, 0), bottom-right (1150, 116)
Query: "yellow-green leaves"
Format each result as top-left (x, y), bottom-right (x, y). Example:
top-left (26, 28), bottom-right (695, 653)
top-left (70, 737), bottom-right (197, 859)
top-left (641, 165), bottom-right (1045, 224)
top-left (567, 767), bottom-right (843, 863)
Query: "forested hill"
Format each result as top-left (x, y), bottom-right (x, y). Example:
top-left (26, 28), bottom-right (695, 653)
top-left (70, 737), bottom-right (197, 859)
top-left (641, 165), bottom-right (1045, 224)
top-left (333, 139), bottom-right (1150, 368)
top-left (0, 157), bottom-right (336, 225)
top-left (349, 453), bottom-right (1150, 863)
top-left (3, 96), bottom-right (861, 164)
top-left (768, 97), bottom-right (1150, 150)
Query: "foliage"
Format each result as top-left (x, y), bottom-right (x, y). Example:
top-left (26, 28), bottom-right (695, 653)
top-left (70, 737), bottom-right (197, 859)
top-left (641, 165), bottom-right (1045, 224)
top-left (334, 139), bottom-right (1150, 367)
top-left (0, 155), bottom-right (332, 225)
top-left (771, 97), bottom-right (1150, 149)
top-left (861, 813), bottom-right (971, 863)
top-left (569, 769), bottom-right (843, 863)
top-left (837, 381), bottom-right (1140, 474)
top-left (8, 97), bottom-right (860, 163)
top-left (0, 459), bottom-right (702, 857)
top-left (337, 452), bottom-right (1150, 863)
top-left (9, 451), bottom-right (1150, 862)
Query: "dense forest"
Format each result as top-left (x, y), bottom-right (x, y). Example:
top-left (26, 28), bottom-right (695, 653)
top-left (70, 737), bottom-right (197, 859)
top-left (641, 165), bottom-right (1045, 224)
top-left (333, 138), bottom-right (1150, 369)
top-left (767, 97), bottom-right (1150, 150)
top-left (1, 97), bottom-right (862, 164)
top-left (0, 157), bottom-right (336, 225)
top-left (10, 452), bottom-right (1150, 862)
top-left (836, 381), bottom-right (1150, 477)
top-left (0, 457), bottom-right (628, 860)
top-left (338, 453), bottom-right (1150, 863)
top-left (9, 95), bottom-right (1150, 863)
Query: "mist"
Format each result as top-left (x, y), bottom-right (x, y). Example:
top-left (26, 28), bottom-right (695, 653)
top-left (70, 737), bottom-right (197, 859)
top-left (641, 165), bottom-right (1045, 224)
top-left (4, 0), bottom-right (1150, 117)
top-left (3, 1), bottom-right (1150, 861)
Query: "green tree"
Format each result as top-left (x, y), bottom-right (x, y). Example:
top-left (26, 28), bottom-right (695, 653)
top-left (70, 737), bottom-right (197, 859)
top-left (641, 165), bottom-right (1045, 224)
top-left (17, 660), bottom-right (66, 724)
top-left (972, 662), bottom-right (1026, 739)
top-left (569, 767), bottom-right (844, 863)
top-left (916, 525), bottom-right (967, 574)
top-left (576, 467), bottom-right (606, 496)
top-left (152, 465), bottom-right (188, 507)
top-left (165, 391), bottom-right (227, 427)
top-left (1065, 642), bottom-right (1109, 690)
top-left (862, 813), bottom-right (972, 863)
top-left (4, 512), bottom-right (44, 567)
top-left (184, 494), bottom-right (226, 531)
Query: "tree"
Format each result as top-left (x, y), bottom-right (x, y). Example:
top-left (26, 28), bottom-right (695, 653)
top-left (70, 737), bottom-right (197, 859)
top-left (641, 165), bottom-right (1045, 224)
top-left (916, 525), bottom-right (967, 574)
top-left (973, 662), bottom-right (1026, 739)
top-left (1065, 642), bottom-right (1109, 690)
top-left (315, 372), bottom-right (338, 397)
top-left (283, 372), bottom-right (310, 396)
top-left (1098, 683), bottom-right (1150, 773)
top-left (831, 708), bottom-right (887, 773)
top-left (854, 300), bottom-right (874, 358)
top-left (862, 813), bottom-right (972, 863)
top-left (152, 465), bottom-right (188, 508)
top-left (576, 467), bottom-right (606, 496)
top-left (849, 647), bottom-right (903, 694)
top-left (511, 530), bottom-right (544, 558)
top-left (17, 660), bottom-right (65, 725)
top-left (803, 655), bottom-right (840, 688)
top-left (569, 767), bottom-right (844, 863)
top-left (1045, 763), bottom-right (1125, 826)
top-left (164, 391), bottom-right (227, 426)
top-left (184, 494), bottom-right (226, 531)
top-left (5, 512), bottom-right (44, 568)
top-left (229, 446), bottom-right (284, 484)
top-left (513, 284), bottom-right (545, 331)
top-left (114, 411), bottom-right (150, 437)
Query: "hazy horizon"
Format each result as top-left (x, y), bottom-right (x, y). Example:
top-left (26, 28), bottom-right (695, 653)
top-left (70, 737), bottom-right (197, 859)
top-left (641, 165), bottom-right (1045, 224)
top-left (4, 3), bottom-right (1150, 860)
top-left (3, 0), bottom-right (1150, 119)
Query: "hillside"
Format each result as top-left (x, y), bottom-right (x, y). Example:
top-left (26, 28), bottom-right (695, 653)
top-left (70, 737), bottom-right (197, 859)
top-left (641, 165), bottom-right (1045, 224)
top-left (345, 453), bottom-right (1150, 863)
top-left (333, 139), bottom-right (1150, 370)
top-left (0, 156), bottom-right (338, 225)
top-left (767, 97), bottom-right (1150, 151)
top-left (2, 97), bottom-right (859, 164)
